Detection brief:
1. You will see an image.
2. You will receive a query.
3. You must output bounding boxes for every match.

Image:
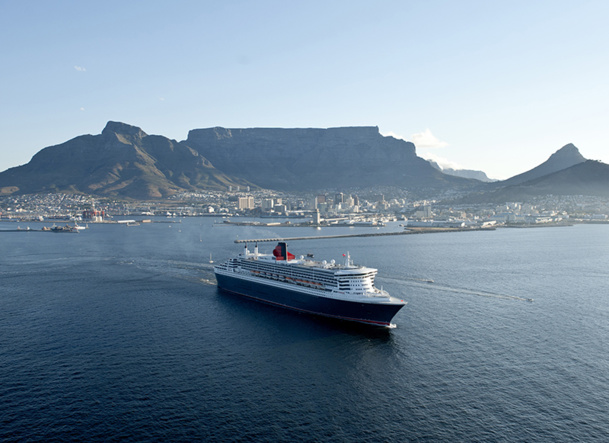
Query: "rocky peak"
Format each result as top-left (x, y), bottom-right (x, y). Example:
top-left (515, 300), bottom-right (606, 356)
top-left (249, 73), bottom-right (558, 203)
top-left (547, 143), bottom-right (586, 166)
top-left (497, 143), bottom-right (587, 187)
top-left (102, 121), bottom-right (147, 144)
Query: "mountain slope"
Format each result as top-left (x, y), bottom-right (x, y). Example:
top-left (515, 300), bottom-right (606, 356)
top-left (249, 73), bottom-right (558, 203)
top-left (463, 160), bottom-right (609, 203)
top-left (0, 122), bottom-right (253, 199)
top-left (186, 126), bottom-right (477, 192)
top-left (503, 160), bottom-right (609, 197)
top-left (497, 143), bottom-right (586, 187)
top-left (428, 160), bottom-right (495, 182)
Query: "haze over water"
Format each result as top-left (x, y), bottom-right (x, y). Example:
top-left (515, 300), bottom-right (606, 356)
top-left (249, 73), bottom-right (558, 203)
top-left (1, 220), bottom-right (607, 441)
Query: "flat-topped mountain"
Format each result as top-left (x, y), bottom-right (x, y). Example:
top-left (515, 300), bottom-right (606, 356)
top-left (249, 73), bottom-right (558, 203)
top-left (0, 122), bottom-right (477, 198)
top-left (186, 126), bottom-right (474, 191)
top-left (1, 122), bottom-right (606, 201)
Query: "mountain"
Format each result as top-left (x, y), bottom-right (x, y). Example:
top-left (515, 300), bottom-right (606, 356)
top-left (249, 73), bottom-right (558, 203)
top-left (9, 122), bottom-right (600, 201)
top-left (492, 160), bottom-right (609, 200)
top-left (0, 122), bottom-right (478, 199)
top-left (186, 126), bottom-right (476, 192)
top-left (0, 122), bottom-right (253, 199)
top-left (428, 160), bottom-right (495, 182)
top-left (442, 168), bottom-right (495, 182)
top-left (497, 143), bottom-right (586, 187)
top-left (453, 144), bottom-right (609, 203)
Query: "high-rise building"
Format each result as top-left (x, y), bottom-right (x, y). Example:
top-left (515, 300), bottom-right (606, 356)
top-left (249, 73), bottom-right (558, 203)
top-left (261, 199), bottom-right (274, 210)
top-left (238, 196), bottom-right (255, 210)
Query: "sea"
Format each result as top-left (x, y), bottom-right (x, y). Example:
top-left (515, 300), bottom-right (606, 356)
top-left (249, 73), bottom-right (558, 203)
top-left (1, 218), bottom-right (607, 442)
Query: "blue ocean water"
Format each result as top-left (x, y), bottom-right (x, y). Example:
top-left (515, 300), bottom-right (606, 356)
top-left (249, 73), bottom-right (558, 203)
top-left (1, 220), bottom-right (608, 441)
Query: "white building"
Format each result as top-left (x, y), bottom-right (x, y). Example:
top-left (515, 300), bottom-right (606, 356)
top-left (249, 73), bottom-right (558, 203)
top-left (238, 196), bottom-right (255, 210)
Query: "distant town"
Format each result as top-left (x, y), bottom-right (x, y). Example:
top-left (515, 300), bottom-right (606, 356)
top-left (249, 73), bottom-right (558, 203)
top-left (1, 188), bottom-right (608, 229)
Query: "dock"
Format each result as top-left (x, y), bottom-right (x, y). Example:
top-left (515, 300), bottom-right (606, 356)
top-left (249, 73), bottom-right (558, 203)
top-left (234, 226), bottom-right (495, 243)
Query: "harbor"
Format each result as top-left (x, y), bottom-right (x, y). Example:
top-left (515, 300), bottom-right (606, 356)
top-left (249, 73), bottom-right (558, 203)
top-left (0, 218), bottom-right (178, 233)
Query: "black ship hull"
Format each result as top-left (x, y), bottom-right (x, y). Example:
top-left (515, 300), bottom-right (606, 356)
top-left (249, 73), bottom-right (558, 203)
top-left (215, 272), bottom-right (403, 327)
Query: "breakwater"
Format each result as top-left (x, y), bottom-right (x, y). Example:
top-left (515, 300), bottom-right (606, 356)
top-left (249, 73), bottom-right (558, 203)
top-left (234, 226), bottom-right (495, 243)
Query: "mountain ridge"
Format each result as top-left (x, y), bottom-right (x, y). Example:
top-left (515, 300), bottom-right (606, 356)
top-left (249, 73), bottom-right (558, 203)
top-left (0, 121), bottom-right (606, 201)
top-left (185, 126), bottom-right (475, 191)
top-left (0, 121), bottom-right (254, 199)
top-left (499, 160), bottom-right (609, 198)
top-left (0, 121), bottom-right (482, 198)
top-left (495, 143), bottom-right (586, 187)
top-left (427, 160), bottom-right (495, 182)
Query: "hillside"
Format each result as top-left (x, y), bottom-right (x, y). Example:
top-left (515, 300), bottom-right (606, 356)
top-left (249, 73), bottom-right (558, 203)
top-left (186, 126), bottom-right (476, 192)
top-left (461, 160), bottom-right (609, 203)
top-left (496, 143), bottom-right (586, 187)
top-left (3, 122), bottom-right (602, 202)
top-left (427, 160), bottom-right (495, 182)
top-left (0, 122), bottom-right (480, 198)
top-left (0, 122), bottom-right (253, 199)
top-left (499, 160), bottom-right (609, 198)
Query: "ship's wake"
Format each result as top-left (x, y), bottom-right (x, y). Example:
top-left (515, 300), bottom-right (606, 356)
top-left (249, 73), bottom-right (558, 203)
top-left (118, 257), bottom-right (217, 286)
top-left (379, 276), bottom-right (533, 302)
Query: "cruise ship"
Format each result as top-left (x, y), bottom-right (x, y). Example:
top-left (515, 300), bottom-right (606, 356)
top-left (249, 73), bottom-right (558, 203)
top-left (214, 242), bottom-right (406, 327)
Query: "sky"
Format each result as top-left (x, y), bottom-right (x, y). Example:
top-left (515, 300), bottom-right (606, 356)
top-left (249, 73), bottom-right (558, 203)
top-left (1, 0), bottom-right (609, 180)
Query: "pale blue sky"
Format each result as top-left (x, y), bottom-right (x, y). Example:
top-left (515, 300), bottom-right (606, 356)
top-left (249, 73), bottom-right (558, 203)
top-left (1, 0), bottom-right (608, 179)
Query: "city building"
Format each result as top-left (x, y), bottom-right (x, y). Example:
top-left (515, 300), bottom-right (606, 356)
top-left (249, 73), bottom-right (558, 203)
top-left (238, 196), bottom-right (255, 210)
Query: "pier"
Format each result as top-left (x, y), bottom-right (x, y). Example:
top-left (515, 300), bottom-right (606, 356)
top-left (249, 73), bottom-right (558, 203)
top-left (234, 226), bottom-right (495, 243)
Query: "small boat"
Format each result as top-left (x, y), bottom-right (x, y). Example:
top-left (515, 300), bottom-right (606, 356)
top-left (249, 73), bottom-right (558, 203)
top-left (50, 224), bottom-right (78, 233)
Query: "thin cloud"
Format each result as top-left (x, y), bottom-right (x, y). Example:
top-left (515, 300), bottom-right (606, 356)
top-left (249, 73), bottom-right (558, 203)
top-left (411, 129), bottom-right (448, 149)
top-left (421, 152), bottom-right (462, 171)
top-left (74, 65), bottom-right (86, 72)
top-left (382, 131), bottom-right (408, 141)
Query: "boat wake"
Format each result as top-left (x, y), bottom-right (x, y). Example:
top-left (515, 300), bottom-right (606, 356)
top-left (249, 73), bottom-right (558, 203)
top-left (118, 258), bottom-right (217, 285)
top-left (380, 276), bottom-right (533, 302)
